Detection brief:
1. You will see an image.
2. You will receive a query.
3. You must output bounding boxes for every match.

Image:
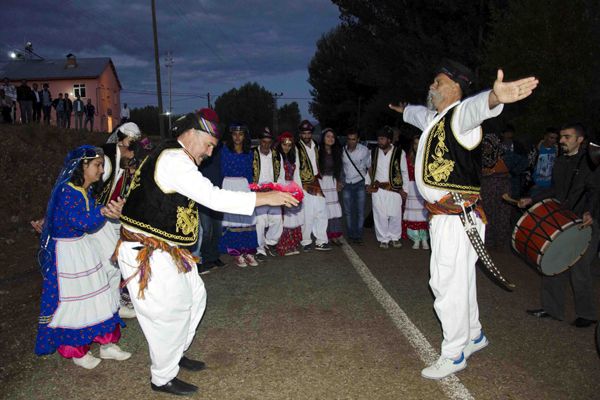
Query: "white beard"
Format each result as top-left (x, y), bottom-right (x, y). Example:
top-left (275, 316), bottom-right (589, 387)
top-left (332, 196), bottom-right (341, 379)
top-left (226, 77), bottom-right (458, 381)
top-left (426, 90), bottom-right (442, 111)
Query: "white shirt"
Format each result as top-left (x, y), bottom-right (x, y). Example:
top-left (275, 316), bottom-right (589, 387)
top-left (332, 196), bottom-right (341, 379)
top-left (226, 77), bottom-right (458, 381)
top-left (121, 107), bottom-right (130, 118)
top-left (299, 140), bottom-right (319, 175)
top-left (342, 143), bottom-right (370, 184)
top-left (258, 151), bottom-right (285, 184)
top-left (403, 90), bottom-right (503, 203)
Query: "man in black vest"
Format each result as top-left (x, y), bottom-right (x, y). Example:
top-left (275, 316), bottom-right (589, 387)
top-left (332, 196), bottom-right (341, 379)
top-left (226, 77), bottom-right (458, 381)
top-left (116, 110), bottom-right (298, 396)
top-left (520, 123), bottom-right (598, 328)
top-left (389, 60), bottom-right (538, 379)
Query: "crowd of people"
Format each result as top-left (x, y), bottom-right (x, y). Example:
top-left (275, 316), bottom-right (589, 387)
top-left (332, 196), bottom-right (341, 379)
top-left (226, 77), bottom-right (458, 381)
top-left (1, 77), bottom-right (96, 130)
top-left (28, 58), bottom-right (600, 396)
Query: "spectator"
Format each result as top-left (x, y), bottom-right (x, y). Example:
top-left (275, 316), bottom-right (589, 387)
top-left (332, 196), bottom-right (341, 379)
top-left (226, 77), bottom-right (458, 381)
top-left (0, 89), bottom-right (12, 123)
top-left (121, 103), bottom-right (130, 123)
top-left (32, 83), bottom-right (42, 122)
top-left (41, 83), bottom-right (52, 125)
top-left (64, 93), bottom-right (73, 128)
top-left (481, 133), bottom-right (512, 249)
top-left (1, 77), bottom-right (17, 124)
top-left (73, 95), bottom-right (85, 130)
top-left (53, 93), bottom-right (65, 128)
top-left (16, 79), bottom-right (34, 123)
top-left (84, 98), bottom-right (95, 131)
top-left (318, 128), bottom-right (344, 244)
top-left (528, 127), bottom-right (560, 197)
top-left (500, 124), bottom-right (529, 198)
top-left (341, 128), bottom-right (370, 245)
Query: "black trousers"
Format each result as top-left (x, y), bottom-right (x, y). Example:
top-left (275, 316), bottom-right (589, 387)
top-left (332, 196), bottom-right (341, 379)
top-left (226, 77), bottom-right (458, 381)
top-left (541, 223), bottom-right (599, 320)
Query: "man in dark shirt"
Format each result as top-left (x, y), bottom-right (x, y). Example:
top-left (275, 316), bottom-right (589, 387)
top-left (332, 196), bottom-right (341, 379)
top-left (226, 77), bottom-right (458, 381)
top-left (520, 123), bottom-right (598, 328)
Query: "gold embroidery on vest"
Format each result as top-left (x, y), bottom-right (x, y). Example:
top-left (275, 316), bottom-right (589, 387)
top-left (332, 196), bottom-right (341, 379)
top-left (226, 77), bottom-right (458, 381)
top-left (176, 199), bottom-right (198, 236)
top-left (298, 145), bottom-right (314, 183)
top-left (252, 150), bottom-right (260, 183)
top-left (425, 119), bottom-right (455, 183)
top-left (127, 156), bottom-right (148, 195)
top-left (392, 150), bottom-right (402, 188)
top-left (273, 150), bottom-right (281, 181)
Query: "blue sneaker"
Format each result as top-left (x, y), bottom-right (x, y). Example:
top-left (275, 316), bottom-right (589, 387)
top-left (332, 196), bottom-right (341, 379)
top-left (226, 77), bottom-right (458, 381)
top-left (464, 332), bottom-right (489, 359)
top-left (421, 352), bottom-right (466, 380)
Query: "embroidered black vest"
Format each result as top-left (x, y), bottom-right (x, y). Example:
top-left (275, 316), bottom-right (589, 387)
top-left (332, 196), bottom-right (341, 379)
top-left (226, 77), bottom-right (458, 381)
top-left (369, 145), bottom-right (403, 190)
top-left (98, 143), bottom-right (117, 205)
top-left (252, 148), bottom-right (281, 183)
top-left (120, 141), bottom-right (199, 245)
top-left (422, 106), bottom-right (482, 194)
top-left (296, 140), bottom-right (319, 184)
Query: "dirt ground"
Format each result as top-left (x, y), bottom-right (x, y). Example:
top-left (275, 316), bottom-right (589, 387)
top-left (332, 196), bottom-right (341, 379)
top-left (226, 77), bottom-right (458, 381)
top-left (1, 125), bottom-right (599, 399)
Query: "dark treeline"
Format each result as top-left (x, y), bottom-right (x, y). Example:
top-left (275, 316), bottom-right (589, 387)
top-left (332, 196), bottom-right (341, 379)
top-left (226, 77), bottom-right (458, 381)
top-left (309, 0), bottom-right (600, 143)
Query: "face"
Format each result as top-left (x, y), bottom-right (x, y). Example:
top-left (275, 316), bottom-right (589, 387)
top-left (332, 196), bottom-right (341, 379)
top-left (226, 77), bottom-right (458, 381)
top-left (323, 131), bottom-right (336, 146)
top-left (87, 99), bottom-right (91, 104)
top-left (377, 136), bottom-right (391, 150)
top-left (83, 157), bottom-right (104, 186)
top-left (186, 130), bottom-right (218, 163)
top-left (559, 128), bottom-right (583, 155)
top-left (346, 134), bottom-right (358, 150)
top-left (118, 138), bottom-right (135, 160)
top-left (427, 73), bottom-right (460, 111)
top-left (59, 93), bottom-right (63, 98)
top-left (501, 131), bottom-right (514, 141)
top-left (300, 130), bottom-right (312, 144)
top-left (259, 138), bottom-right (272, 154)
top-left (544, 132), bottom-right (558, 146)
top-left (231, 130), bottom-right (245, 147)
top-left (281, 140), bottom-right (293, 154)
top-left (33, 83), bottom-right (38, 90)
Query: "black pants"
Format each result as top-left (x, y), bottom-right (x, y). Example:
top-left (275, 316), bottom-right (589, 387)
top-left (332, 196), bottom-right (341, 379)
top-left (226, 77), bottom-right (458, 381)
top-left (541, 223), bottom-right (599, 320)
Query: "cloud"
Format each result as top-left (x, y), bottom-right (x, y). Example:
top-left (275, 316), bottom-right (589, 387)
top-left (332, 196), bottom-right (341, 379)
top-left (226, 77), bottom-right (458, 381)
top-left (0, 0), bottom-right (341, 117)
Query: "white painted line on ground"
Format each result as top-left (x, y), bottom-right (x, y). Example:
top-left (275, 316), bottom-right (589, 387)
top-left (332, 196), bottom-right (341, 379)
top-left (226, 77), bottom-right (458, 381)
top-left (340, 238), bottom-right (474, 400)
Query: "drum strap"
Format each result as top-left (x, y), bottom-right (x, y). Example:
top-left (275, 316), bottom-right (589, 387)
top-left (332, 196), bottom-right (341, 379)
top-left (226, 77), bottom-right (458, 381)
top-left (451, 192), bottom-right (516, 291)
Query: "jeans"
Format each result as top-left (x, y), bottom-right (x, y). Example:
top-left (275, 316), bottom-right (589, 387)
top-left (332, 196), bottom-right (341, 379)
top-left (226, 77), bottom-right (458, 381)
top-left (74, 112), bottom-right (84, 130)
top-left (342, 179), bottom-right (366, 240)
top-left (84, 116), bottom-right (94, 131)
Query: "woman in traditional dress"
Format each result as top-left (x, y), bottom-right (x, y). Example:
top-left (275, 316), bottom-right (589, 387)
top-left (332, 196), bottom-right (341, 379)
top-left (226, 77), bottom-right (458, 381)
top-left (402, 135), bottom-right (430, 249)
top-left (219, 123), bottom-right (259, 267)
top-left (275, 132), bottom-right (304, 256)
top-left (318, 128), bottom-right (344, 244)
top-left (35, 145), bottom-right (131, 369)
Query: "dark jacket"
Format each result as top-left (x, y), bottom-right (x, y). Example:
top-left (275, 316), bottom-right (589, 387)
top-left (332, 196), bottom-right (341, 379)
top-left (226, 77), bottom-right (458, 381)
top-left (532, 149), bottom-right (599, 218)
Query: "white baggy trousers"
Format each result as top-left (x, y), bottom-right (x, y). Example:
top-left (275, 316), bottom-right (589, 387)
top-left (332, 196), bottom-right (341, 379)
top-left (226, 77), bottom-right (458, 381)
top-left (301, 191), bottom-right (329, 246)
top-left (429, 213), bottom-right (485, 359)
top-left (118, 240), bottom-right (207, 386)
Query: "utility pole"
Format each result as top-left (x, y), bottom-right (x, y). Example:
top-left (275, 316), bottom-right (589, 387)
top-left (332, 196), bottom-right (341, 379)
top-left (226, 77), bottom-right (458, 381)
top-left (207, 92), bottom-right (211, 108)
top-left (272, 92), bottom-right (283, 134)
top-left (151, 0), bottom-right (165, 138)
top-left (165, 51), bottom-right (173, 132)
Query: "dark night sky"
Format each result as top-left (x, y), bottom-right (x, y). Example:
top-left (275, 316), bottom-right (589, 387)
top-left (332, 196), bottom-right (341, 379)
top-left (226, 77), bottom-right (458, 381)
top-left (0, 0), bottom-right (341, 118)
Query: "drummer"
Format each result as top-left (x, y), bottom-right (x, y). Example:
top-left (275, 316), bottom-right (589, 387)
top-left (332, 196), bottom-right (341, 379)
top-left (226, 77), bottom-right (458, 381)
top-left (519, 123), bottom-right (599, 328)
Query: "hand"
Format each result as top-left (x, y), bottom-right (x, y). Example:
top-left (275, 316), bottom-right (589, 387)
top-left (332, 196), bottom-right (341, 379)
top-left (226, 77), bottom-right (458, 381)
top-left (388, 101), bottom-right (408, 113)
top-left (517, 197), bottom-right (532, 208)
top-left (30, 218), bottom-right (45, 234)
top-left (256, 191), bottom-right (299, 208)
top-left (399, 190), bottom-right (407, 201)
top-left (336, 181), bottom-right (344, 192)
top-left (102, 197), bottom-right (125, 219)
top-left (366, 185), bottom-right (378, 194)
top-left (489, 69), bottom-right (539, 107)
top-left (581, 211), bottom-right (593, 228)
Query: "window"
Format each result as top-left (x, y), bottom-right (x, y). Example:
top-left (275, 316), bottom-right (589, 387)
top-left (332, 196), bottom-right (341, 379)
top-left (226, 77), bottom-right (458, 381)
top-left (73, 83), bottom-right (86, 98)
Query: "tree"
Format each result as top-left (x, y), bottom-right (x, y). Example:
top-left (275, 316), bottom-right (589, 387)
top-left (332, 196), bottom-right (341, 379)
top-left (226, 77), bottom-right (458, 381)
top-left (214, 82), bottom-right (275, 137)
top-left (309, 1), bottom-right (506, 137)
top-left (130, 106), bottom-right (170, 137)
top-left (277, 102), bottom-right (301, 134)
top-left (482, 0), bottom-right (600, 139)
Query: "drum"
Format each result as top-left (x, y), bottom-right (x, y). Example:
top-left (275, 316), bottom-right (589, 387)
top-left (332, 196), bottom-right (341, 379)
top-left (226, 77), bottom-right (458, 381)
top-left (512, 198), bottom-right (591, 275)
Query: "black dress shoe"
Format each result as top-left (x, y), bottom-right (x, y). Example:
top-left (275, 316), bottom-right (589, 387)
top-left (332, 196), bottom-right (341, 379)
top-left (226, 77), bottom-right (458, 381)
top-left (151, 377), bottom-right (198, 396)
top-left (572, 317), bottom-right (597, 328)
top-left (526, 309), bottom-right (557, 319)
top-left (179, 356), bottom-right (206, 371)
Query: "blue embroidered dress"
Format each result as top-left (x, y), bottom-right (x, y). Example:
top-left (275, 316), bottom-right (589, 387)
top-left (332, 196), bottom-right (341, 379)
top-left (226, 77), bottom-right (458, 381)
top-left (35, 182), bottom-right (123, 355)
top-left (218, 146), bottom-right (258, 255)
